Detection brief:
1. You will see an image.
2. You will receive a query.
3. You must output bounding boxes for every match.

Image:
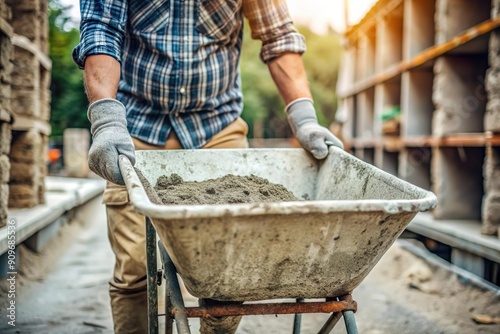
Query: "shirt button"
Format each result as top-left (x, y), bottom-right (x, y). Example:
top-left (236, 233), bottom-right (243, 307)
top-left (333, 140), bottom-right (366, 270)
top-left (179, 87), bottom-right (186, 94)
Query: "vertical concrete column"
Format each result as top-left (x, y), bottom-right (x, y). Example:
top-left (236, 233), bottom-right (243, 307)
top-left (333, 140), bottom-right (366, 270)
top-left (480, 0), bottom-right (500, 238)
top-left (399, 148), bottom-right (431, 190)
top-left (401, 70), bottom-right (434, 137)
top-left (403, 0), bottom-right (436, 60)
top-left (356, 88), bottom-right (375, 138)
top-left (432, 56), bottom-right (488, 136)
top-left (379, 8), bottom-right (403, 70)
top-left (493, 0), bottom-right (500, 18)
top-left (482, 146), bottom-right (500, 236)
top-left (486, 22), bottom-right (500, 132)
top-left (432, 147), bottom-right (484, 220)
top-left (485, 67), bottom-right (500, 132)
top-left (63, 128), bottom-right (90, 178)
top-left (435, 0), bottom-right (490, 44)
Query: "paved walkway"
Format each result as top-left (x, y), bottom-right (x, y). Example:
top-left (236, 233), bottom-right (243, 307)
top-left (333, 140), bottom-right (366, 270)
top-left (0, 199), bottom-right (114, 334)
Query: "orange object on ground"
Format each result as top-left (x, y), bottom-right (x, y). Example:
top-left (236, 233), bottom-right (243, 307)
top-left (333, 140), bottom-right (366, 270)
top-left (48, 148), bottom-right (61, 163)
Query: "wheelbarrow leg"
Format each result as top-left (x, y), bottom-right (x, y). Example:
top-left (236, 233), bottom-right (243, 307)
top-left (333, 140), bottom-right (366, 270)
top-left (317, 312), bottom-right (343, 334)
top-left (317, 295), bottom-right (358, 334)
top-left (342, 311), bottom-right (358, 334)
top-left (164, 271), bottom-right (174, 334)
top-left (158, 241), bottom-right (191, 334)
top-left (292, 298), bottom-right (304, 334)
top-left (146, 217), bottom-right (159, 334)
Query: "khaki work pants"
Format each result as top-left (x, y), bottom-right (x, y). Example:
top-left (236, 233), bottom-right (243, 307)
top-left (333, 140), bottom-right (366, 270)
top-left (104, 118), bottom-right (249, 334)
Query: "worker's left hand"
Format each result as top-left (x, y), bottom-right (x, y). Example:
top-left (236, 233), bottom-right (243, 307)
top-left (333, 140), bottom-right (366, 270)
top-left (287, 98), bottom-right (344, 159)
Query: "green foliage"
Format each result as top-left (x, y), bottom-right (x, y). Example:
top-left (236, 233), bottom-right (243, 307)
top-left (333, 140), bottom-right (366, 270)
top-left (240, 23), bottom-right (342, 138)
top-left (300, 26), bottom-right (342, 125)
top-left (49, 0), bottom-right (88, 138)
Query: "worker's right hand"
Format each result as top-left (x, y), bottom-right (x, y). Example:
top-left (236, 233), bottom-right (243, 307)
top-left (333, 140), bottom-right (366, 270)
top-left (87, 98), bottom-right (135, 185)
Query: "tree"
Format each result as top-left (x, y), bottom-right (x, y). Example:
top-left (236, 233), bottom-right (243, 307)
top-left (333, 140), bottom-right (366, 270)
top-left (49, 0), bottom-right (88, 138)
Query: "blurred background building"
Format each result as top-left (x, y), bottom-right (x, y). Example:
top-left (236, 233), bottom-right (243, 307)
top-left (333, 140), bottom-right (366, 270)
top-left (337, 0), bottom-right (500, 285)
top-left (0, 0), bottom-right (51, 226)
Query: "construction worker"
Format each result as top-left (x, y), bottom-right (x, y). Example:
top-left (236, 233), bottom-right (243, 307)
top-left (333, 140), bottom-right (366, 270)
top-left (72, 0), bottom-right (343, 333)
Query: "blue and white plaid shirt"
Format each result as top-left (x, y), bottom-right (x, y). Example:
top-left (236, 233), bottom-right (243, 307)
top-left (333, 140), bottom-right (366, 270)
top-left (73, 0), bottom-right (306, 148)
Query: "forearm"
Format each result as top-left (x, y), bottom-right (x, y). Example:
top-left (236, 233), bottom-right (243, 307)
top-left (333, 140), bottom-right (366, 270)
top-left (267, 53), bottom-right (312, 105)
top-left (84, 55), bottom-right (121, 103)
top-left (84, 55), bottom-right (134, 184)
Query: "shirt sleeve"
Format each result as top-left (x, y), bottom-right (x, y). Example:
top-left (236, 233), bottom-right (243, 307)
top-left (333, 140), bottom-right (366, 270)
top-left (242, 0), bottom-right (306, 63)
top-left (72, 0), bottom-right (128, 69)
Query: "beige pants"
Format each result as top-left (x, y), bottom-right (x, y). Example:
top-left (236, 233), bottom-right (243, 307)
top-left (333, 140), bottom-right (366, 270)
top-left (104, 118), bottom-right (249, 334)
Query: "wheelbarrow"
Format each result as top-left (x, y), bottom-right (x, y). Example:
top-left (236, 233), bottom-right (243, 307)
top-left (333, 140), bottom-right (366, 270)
top-left (119, 146), bottom-right (437, 334)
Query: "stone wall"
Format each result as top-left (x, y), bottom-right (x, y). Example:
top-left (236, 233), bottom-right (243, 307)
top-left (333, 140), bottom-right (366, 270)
top-left (0, 0), bottom-right (12, 228)
top-left (9, 130), bottom-right (46, 207)
top-left (0, 0), bottom-right (51, 225)
top-left (7, 0), bottom-right (48, 53)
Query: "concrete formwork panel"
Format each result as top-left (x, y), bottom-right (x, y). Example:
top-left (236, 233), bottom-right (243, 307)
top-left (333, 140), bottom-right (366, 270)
top-left (433, 56), bottom-right (488, 136)
top-left (399, 148), bottom-right (432, 191)
top-left (401, 70), bottom-right (434, 137)
top-left (435, 0), bottom-right (491, 45)
top-left (377, 4), bottom-right (404, 70)
top-left (403, 0), bottom-right (436, 59)
top-left (356, 87), bottom-right (375, 139)
top-left (432, 147), bottom-right (485, 220)
top-left (482, 146), bottom-right (500, 236)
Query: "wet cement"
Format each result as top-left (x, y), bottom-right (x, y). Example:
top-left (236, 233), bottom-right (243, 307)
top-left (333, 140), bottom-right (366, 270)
top-left (154, 173), bottom-right (298, 205)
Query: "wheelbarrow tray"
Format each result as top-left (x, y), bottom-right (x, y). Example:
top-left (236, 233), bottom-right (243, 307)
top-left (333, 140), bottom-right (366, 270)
top-left (119, 147), bottom-right (436, 301)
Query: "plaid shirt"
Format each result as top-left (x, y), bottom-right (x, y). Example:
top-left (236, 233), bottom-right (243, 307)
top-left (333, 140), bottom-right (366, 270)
top-left (73, 0), bottom-right (306, 147)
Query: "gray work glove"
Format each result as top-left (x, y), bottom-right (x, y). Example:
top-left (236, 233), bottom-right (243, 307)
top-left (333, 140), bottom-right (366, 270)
top-left (87, 98), bottom-right (135, 185)
top-left (287, 98), bottom-right (344, 159)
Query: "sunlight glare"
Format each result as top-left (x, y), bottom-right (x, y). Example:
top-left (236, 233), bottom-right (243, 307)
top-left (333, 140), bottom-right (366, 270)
top-left (287, 0), bottom-right (378, 34)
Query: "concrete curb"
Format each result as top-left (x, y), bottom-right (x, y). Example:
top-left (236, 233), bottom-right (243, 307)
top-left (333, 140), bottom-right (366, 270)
top-left (397, 239), bottom-right (500, 295)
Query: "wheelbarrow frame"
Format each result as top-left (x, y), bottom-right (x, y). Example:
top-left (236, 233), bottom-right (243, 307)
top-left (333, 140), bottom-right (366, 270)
top-left (145, 217), bottom-right (359, 334)
top-left (117, 148), bottom-right (436, 334)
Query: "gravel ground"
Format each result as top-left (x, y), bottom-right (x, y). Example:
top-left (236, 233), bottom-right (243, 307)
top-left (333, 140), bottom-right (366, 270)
top-left (1, 203), bottom-right (499, 334)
